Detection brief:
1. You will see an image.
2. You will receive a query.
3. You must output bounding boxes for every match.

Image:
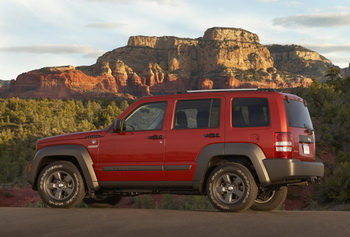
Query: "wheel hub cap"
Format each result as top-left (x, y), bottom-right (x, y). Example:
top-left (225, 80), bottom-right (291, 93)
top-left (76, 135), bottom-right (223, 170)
top-left (213, 173), bottom-right (246, 204)
top-left (45, 171), bottom-right (75, 200)
top-left (227, 185), bottom-right (235, 191)
top-left (58, 182), bottom-right (65, 188)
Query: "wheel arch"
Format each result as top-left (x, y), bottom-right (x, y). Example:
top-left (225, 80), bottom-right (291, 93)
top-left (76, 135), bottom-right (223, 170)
top-left (27, 145), bottom-right (99, 191)
top-left (193, 143), bottom-right (271, 193)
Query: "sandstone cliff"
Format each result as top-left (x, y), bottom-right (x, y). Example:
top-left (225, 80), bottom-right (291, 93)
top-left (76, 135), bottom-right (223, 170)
top-left (0, 79), bottom-right (9, 88)
top-left (1, 66), bottom-right (122, 99)
top-left (267, 44), bottom-right (333, 79)
top-left (77, 27), bottom-right (313, 97)
top-left (1, 27), bottom-right (333, 99)
top-left (342, 64), bottom-right (350, 78)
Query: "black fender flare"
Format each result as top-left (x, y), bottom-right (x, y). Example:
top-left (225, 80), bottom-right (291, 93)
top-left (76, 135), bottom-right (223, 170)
top-left (27, 145), bottom-right (99, 191)
top-left (193, 143), bottom-right (271, 193)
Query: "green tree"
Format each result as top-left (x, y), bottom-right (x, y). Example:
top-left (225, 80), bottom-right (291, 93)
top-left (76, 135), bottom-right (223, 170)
top-left (294, 68), bottom-right (350, 204)
top-left (0, 98), bottom-right (132, 186)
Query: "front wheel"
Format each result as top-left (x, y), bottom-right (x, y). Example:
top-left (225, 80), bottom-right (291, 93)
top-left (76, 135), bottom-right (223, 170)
top-left (251, 186), bottom-right (288, 211)
top-left (37, 161), bottom-right (86, 208)
top-left (207, 163), bottom-right (258, 212)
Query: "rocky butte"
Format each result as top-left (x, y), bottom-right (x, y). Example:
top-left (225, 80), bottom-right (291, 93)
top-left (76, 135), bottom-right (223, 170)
top-left (0, 79), bottom-right (10, 88)
top-left (0, 27), bottom-right (336, 99)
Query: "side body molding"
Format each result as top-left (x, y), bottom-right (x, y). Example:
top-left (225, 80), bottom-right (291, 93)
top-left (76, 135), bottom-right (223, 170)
top-left (193, 143), bottom-right (271, 192)
top-left (27, 145), bottom-right (99, 191)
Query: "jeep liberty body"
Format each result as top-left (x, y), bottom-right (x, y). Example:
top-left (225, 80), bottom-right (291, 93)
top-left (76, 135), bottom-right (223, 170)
top-left (27, 89), bottom-right (324, 212)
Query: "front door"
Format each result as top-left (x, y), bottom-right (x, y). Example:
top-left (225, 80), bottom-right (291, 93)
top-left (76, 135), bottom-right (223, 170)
top-left (97, 102), bottom-right (167, 182)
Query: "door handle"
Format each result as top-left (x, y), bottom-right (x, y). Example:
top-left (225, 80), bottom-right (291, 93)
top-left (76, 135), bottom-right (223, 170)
top-left (204, 133), bottom-right (220, 138)
top-left (148, 135), bottom-right (164, 139)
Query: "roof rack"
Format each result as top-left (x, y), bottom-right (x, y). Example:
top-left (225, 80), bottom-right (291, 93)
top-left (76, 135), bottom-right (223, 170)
top-left (186, 88), bottom-right (276, 93)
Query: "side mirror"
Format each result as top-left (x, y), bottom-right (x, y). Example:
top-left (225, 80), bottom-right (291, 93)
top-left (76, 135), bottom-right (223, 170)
top-left (113, 119), bottom-right (124, 133)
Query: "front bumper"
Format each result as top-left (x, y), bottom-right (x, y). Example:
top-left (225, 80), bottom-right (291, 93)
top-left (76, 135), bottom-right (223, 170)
top-left (263, 158), bottom-right (324, 185)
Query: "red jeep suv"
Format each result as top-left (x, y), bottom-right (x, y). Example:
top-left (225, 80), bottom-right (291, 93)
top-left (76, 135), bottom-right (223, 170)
top-left (27, 89), bottom-right (324, 212)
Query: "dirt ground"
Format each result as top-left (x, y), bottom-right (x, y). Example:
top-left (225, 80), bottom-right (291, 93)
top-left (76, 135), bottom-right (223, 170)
top-left (0, 186), bottom-right (40, 207)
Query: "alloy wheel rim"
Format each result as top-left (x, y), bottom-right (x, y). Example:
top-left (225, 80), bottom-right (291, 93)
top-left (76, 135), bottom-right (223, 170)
top-left (255, 190), bottom-right (276, 204)
top-left (214, 173), bottom-right (245, 204)
top-left (45, 171), bottom-right (75, 201)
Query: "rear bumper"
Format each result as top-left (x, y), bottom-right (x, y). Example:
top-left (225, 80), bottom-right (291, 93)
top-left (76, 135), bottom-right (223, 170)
top-left (263, 158), bottom-right (324, 185)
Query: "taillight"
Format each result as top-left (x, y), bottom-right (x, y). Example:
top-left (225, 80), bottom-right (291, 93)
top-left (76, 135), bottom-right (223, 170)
top-left (274, 132), bottom-right (293, 158)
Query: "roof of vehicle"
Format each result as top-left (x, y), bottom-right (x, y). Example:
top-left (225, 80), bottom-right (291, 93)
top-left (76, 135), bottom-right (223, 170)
top-left (185, 88), bottom-right (276, 93)
top-left (184, 88), bottom-right (302, 100)
top-left (133, 88), bottom-right (303, 104)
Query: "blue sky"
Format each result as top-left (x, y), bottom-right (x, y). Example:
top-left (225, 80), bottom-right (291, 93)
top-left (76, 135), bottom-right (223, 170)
top-left (1, 0), bottom-right (350, 80)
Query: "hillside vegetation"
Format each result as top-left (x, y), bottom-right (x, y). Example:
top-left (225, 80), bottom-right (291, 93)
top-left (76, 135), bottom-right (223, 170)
top-left (1, 68), bottom-right (350, 206)
top-left (294, 67), bottom-right (350, 204)
top-left (0, 98), bottom-right (129, 185)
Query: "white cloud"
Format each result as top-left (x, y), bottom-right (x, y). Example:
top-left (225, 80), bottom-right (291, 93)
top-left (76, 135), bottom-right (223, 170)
top-left (335, 6), bottom-right (350, 11)
top-left (304, 44), bottom-right (350, 53)
top-left (259, 0), bottom-right (278, 2)
top-left (273, 12), bottom-right (350, 28)
top-left (0, 45), bottom-right (103, 58)
top-left (86, 22), bottom-right (126, 29)
top-left (86, 0), bottom-right (179, 5)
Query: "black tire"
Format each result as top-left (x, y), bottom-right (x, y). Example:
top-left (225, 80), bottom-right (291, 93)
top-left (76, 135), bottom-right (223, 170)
top-left (37, 161), bottom-right (86, 208)
top-left (207, 163), bottom-right (258, 212)
top-left (251, 186), bottom-right (288, 211)
top-left (84, 195), bottom-right (122, 208)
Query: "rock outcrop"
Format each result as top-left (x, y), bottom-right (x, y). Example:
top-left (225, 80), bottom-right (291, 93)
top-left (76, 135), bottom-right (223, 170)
top-left (2, 66), bottom-right (120, 99)
top-left (77, 27), bottom-right (313, 96)
top-left (0, 79), bottom-right (10, 88)
top-left (267, 44), bottom-right (333, 79)
top-left (1, 27), bottom-right (334, 99)
top-left (342, 64), bottom-right (350, 78)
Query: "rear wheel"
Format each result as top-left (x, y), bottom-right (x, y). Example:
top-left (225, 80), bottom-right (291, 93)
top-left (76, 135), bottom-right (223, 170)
top-left (37, 161), bottom-right (86, 208)
top-left (207, 163), bottom-right (258, 212)
top-left (251, 186), bottom-right (288, 211)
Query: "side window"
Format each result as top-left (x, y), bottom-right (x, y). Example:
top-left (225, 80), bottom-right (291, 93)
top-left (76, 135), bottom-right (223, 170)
top-left (232, 98), bottom-right (269, 127)
top-left (124, 102), bottom-right (166, 131)
top-left (174, 99), bottom-right (220, 129)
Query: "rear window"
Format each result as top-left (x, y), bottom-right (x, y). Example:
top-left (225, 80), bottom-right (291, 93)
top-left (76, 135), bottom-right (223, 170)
top-left (232, 98), bottom-right (270, 127)
top-left (174, 99), bottom-right (220, 129)
top-left (284, 100), bottom-right (313, 128)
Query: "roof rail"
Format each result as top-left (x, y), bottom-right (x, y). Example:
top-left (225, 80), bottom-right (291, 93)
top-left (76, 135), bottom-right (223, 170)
top-left (186, 88), bottom-right (276, 93)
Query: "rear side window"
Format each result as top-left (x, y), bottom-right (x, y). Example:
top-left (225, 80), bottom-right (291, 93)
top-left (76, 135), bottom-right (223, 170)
top-left (284, 100), bottom-right (313, 128)
top-left (174, 99), bottom-right (220, 129)
top-left (232, 98), bottom-right (270, 127)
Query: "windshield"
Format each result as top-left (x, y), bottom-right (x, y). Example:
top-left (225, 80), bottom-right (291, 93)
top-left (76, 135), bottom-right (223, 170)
top-left (284, 100), bottom-right (313, 129)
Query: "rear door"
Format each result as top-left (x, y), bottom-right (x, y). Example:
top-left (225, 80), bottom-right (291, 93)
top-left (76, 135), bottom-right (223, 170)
top-left (164, 97), bottom-right (225, 181)
top-left (284, 98), bottom-right (316, 161)
top-left (227, 96), bottom-right (272, 149)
